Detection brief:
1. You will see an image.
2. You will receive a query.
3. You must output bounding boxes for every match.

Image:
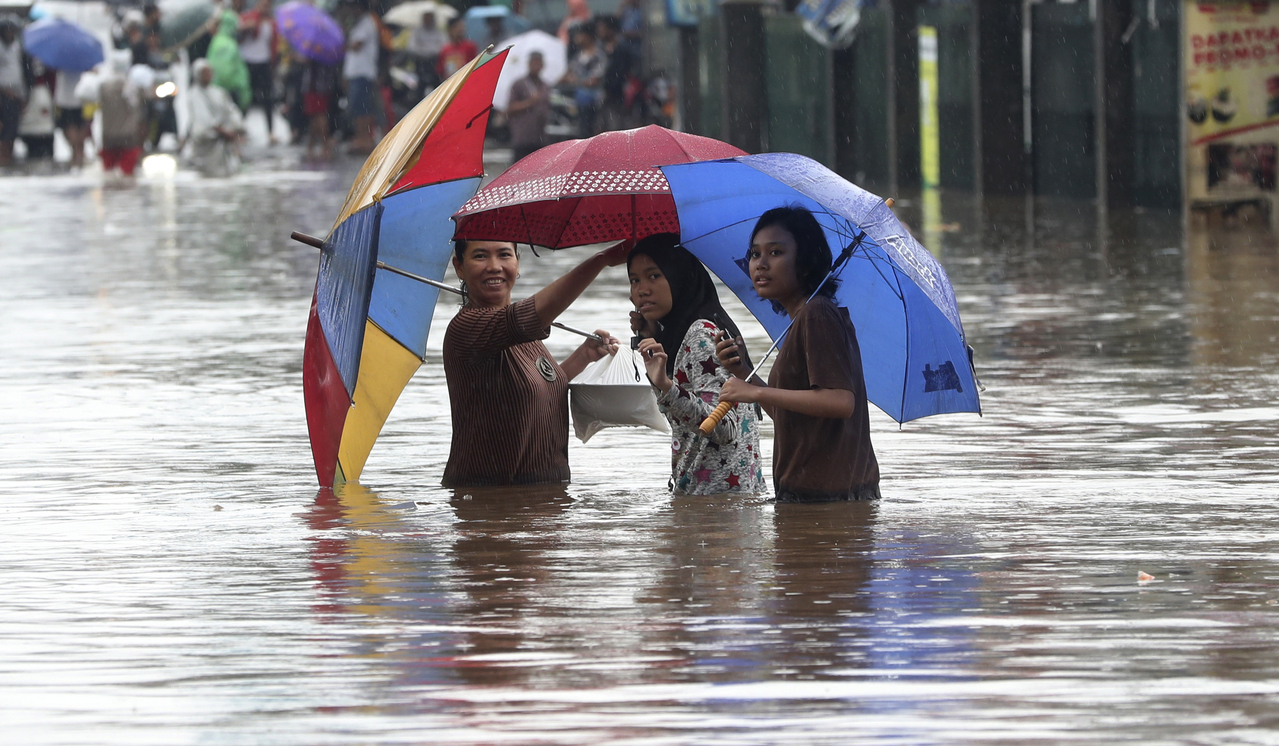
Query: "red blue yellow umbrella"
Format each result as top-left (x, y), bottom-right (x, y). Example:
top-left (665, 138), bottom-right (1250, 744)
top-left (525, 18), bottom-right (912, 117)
top-left (300, 50), bottom-right (508, 488)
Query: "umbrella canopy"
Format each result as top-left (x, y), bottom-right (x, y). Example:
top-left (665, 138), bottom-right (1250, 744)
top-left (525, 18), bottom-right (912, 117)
top-left (303, 49), bottom-right (508, 488)
top-left (276, 1), bottom-right (344, 65)
top-left (157, 0), bottom-right (217, 51)
top-left (659, 152), bottom-right (981, 424)
top-left (383, 0), bottom-right (456, 29)
top-left (452, 125), bottom-right (745, 249)
top-left (463, 5), bottom-right (530, 44)
top-left (490, 29), bottom-right (565, 111)
top-left (21, 17), bottom-right (103, 72)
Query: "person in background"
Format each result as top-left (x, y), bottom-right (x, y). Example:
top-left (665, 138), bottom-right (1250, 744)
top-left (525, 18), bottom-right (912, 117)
top-left (561, 24), bottom-right (604, 138)
top-left (238, 0), bottom-right (277, 141)
top-left (506, 50), bottom-right (549, 163)
top-left (301, 57), bottom-right (337, 159)
top-left (716, 206), bottom-right (880, 503)
top-left (342, 0), bottom-right (379, 154)
top-left (557, 0), bottom-right (591, 51)
top-left (186, 57), bottom-right (244, 175)
top-left (483, 15), bottom-right (507, 50)
top-left (95, 53), bottom-right (146, 176)
top-left (442, 238), bottom-right (625, 488)
top-left (207, 7), bottom-right (251, 109)
top-left (406, 10), bottom-right (445, 95)
top-left (436, 16), bottom-right (476, 81)
top-left (54, 68), bottom-right (87, 168)
top-left (628, 234), bottom-right (766, 496)
top-left (596, 15), bottom-right (634, 132)
top-left (0, 15), bottom-right (25, 168)
top-left (618, 0), bottom-right (643, 57)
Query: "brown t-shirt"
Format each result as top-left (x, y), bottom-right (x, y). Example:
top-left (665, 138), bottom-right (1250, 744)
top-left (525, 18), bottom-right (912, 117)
top-left (767, 296), bottom-right (879, 499)
top-left (442, 296), bottom-right (571, 487)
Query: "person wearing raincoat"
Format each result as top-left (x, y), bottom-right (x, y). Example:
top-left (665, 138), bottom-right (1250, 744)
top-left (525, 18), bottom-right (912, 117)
top-left (716, 206), bottom-right (880, 503)
top-left (186, 58), bottom-right (244, 176)
top-left (206, 9), bottom-right (251, 109)
top-left (628, 234), bottom-right (766, 496)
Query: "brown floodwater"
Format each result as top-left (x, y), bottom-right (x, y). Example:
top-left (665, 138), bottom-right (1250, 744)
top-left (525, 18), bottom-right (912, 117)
top-left (2, 153), bottom-right (1277, 744)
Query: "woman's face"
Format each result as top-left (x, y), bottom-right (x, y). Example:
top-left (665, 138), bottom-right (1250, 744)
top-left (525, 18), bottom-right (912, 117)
top-left (748, 224), bottom-right (803, 303)
top-left (628, 253), bottom-right (673, 322)
top-left (454, 241), bottom-right (519, 308)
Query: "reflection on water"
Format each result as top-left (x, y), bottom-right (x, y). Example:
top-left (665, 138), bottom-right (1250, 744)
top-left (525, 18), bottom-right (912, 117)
top-left (2, 163), bottom-right (1278, 744)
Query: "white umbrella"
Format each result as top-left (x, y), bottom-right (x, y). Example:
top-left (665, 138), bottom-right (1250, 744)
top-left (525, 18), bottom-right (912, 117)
top-left (491, 29), bottom-right (566, 111)
top-left (383, 0), bottom-right (456, 29)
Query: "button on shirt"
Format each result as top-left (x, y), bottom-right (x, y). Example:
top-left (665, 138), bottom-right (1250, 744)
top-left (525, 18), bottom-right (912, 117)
top-left (343, 14), bottom-right (378, 80)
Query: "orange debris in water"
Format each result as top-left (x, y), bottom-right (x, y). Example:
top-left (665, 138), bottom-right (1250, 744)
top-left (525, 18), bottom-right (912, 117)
top-left (1137, 571), bottom-right (1155, 582)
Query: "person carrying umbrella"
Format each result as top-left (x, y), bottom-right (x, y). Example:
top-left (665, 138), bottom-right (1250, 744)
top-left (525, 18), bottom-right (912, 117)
top-left (715, 206), bottom-right (880, 503)
top-left (441, 238), bottom-right (626, 488)
top-left (0, 14), bottom-right (25, 169)
top-left (628, 234), bottom-right (766, 495)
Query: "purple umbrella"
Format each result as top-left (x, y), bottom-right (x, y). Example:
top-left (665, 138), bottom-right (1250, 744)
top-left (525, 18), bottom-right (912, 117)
top-left (275, 1), bottom-right (344, 65)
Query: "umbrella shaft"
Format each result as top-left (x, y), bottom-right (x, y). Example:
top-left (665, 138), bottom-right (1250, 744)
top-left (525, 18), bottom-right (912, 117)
top-left (291, 231), bottom-right (603, 343)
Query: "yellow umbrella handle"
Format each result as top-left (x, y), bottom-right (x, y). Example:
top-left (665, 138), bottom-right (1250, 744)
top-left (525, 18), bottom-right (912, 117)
top-left (699, 400), bottom-right (733, 436)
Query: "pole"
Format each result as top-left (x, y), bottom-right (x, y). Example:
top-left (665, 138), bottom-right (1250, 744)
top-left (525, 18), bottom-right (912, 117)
top-left (290, 232), bottom-right (603, 343)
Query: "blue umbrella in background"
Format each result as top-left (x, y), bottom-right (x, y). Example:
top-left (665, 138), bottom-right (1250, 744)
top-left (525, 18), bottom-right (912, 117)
top-left (660, 152), bottom-right (981, 425)
top-left (22, 18), bottom-right (104, 72)
top-left (463, 5), bottom-right (530, 45)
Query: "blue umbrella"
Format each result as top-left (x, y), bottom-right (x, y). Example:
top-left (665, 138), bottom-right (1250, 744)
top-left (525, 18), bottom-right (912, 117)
top-left (463, 6), bottom-right (531, 45)
top-left (660, 152), bottom-right (981, 424)
top-left (22, 18), bottom-right (105, 73)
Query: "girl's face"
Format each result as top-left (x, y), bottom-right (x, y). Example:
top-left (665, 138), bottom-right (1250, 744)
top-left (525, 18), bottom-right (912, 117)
top-left (453, 241), bottom-right (519, 308)
top-left (628, 253), bottom-right (673, 322)
top-left (748, 224), bottom-right (803, 303)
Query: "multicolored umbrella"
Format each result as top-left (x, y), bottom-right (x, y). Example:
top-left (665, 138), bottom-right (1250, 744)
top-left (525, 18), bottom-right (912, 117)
top-left (301, 50), bottom-right (509, 488)
top-left (660, 153), bottom-right (981, 424)
top-left (22, 18), bottom-right (104, 72)
top-left (451, 125), bottom-right (744, 248)
top-left (276, 1), bottom-right (344, 65)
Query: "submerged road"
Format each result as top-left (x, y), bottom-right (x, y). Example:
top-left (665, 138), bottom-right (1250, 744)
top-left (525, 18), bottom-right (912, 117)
top-left (2, 151), bottom-right (1278, 744)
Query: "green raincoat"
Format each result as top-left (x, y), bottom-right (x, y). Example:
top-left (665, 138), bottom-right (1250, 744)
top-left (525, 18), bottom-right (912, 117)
top-left (206, 11), bottom-right (250, 108)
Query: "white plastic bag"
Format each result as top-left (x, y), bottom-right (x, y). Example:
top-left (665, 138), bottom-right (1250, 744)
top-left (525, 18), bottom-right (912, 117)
top-left (569, 349), bottom-right (670, 443)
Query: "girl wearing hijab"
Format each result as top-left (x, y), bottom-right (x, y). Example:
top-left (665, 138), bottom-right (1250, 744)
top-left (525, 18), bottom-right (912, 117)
top-left (627, 234), bottom-right (765, 495)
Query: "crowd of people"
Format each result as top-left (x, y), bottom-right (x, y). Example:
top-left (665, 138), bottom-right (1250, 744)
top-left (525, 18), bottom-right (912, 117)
top-left (0, 0), bottom-right (665, 174)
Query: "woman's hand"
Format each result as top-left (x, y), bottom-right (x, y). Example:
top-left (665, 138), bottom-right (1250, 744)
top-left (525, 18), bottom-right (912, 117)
top-left (719, 375), bottom-right (761, 404)
top-left (598, 240), bottom-right (632, 267)
top-left (629, 310), bottom-right (656, 339)
top-left (715, 330), bottom-right (751, 379)
top-left (636, 338), bottom-right (671, 392)
top-left (577, 328), bottom-right (620, 364)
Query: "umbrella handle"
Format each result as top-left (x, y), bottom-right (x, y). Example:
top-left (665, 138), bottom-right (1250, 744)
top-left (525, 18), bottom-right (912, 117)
top-left (698, 400), bottom-right (733, 436)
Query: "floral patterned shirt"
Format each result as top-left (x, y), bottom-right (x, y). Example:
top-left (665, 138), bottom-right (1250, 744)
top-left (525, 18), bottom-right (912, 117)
top-left (653, 320), bottom-right (766, 495)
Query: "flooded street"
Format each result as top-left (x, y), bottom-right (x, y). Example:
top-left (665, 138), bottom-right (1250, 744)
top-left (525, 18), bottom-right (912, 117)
top-left (3, 154), bottom-right (1278, 744)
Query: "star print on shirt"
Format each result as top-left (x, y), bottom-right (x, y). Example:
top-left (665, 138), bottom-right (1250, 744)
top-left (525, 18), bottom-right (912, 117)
top-left (675, 369), bottom-right (689, 385)
top-left (727, 473), bottom-right (740, 488)
top-left (700, 357), bottom-right (719, 375)
top-left (694, 468), bottom-right (713, 483)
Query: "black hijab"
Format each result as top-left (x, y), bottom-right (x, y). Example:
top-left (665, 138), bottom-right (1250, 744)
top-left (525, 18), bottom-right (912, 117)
top-left (628, 233), bottom-right (751, 377)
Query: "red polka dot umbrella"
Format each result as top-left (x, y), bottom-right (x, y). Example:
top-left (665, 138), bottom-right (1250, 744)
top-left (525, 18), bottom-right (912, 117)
top-left (451, 125), bottom-right (745, 249)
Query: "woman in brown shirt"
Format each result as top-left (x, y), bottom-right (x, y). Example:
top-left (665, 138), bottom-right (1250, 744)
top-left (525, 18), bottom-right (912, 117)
top-left (715, 206), bottom-right (880, 502)
top-left (442, 239), bottom-right (627, 487)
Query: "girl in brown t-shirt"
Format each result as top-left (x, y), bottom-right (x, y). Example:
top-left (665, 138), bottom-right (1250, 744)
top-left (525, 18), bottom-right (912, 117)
top-left (715, 207), bottom-right (880, 502)
top-left (442, 239), bottom-right (627, 487)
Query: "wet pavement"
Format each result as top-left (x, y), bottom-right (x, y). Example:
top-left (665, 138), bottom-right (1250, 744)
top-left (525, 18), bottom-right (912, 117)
top-left (2, 152), bottom-right (1278, 744)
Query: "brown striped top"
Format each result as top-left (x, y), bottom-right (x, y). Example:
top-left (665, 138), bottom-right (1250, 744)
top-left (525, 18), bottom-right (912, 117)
top-left (442, 296), bottom-right (571, 487)
top-left (767, 296), bottom-right (879, 500)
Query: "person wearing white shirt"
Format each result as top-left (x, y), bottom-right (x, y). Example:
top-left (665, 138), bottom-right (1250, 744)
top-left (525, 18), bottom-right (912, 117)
top-left (0, 16), bottom-right (26, 168)
top-left (54, 70), bottom-right (87, 168)
top-left (187, 58), bottom-right (245, 176)
top-left (406, 11), bottom-right (445, 93)
top-left (342, 3), bottom-right (379, 153)
top-left (238, 0), bottom-right (276, 138)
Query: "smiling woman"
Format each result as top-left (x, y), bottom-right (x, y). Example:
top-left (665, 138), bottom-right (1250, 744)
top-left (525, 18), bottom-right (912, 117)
top-left (441, 239), bottom-right (628, 487)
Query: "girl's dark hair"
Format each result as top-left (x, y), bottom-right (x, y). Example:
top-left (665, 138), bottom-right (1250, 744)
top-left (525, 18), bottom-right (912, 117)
top-left (748, 205), bottom-right (839, 300)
